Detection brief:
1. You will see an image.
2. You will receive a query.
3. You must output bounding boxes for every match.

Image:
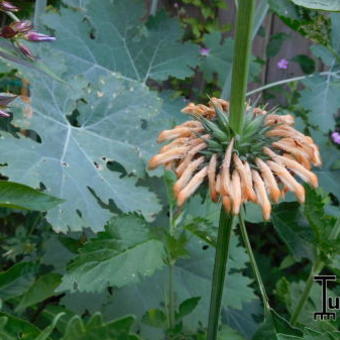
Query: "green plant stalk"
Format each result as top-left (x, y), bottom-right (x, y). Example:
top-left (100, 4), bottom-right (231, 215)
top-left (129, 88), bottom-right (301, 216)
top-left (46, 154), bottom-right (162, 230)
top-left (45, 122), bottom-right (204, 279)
top-left (168, 263), bottom-right (175, 329)
top-left (246, 71), bottom-right (336, 97)
top-left (290, 218), bottom-right (340, 325)
top-left (207, 207), bottom-right (234, 339)
top-left (34, 0), bottom-right (47, 26)
top-left (290, 259), bottom-right (324, 326)
top-left (229, 0), bottom-right (256, 134)
top-left (150, 0), bottom-right (159, 16)
top-left (5, 11), bottom-right (20, 22)
top-left (239, 207), bottom-right (270, 316)
top-left (221, 0), bottom-right (264, 101)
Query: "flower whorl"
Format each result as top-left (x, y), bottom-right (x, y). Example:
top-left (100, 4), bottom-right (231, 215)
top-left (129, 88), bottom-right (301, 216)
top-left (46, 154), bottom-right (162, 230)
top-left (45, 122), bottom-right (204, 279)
top-left (149, 98), bottom-right (321, 220)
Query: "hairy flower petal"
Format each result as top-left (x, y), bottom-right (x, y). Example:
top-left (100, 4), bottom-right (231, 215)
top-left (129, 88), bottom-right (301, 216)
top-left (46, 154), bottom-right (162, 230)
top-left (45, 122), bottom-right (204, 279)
top-left (267, 160), bottom-right (305, 203)
top-left (176, 142), bottom-right (206, 176)
top-left (177, 166), bottom-right (208, 206)
top-left (252, 170), bottom-right (271, 220)
top-left (208, 154), bottom-right (218, 202)
top-left (148, 146), bottom-right (190, 169)
top-left (173, 156), bottom-right (204, 195)
top-left (255, 158), bottom-right (281, 203)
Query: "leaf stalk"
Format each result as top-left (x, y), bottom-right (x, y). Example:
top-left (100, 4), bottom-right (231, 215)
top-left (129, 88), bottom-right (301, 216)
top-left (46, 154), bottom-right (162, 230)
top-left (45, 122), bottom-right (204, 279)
top-left (239, 206), bottom-right (270, 316)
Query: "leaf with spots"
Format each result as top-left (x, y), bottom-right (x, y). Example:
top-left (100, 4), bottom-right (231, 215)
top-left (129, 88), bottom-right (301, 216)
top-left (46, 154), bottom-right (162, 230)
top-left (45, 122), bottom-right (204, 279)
top-left (0, 58), bottom-right (162, 232)
top-left (41, 0), bottom-right (199, 82)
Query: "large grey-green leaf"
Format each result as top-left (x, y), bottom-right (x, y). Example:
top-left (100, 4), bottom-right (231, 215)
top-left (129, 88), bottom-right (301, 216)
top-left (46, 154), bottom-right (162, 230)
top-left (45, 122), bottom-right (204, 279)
top-left (298, 14), bottom-right (340, 131)
top-left (272, 203), bottom-right (315, 261)
top-left (42, 0), bottom-right (199, 82)
top-left (57, 215), bottom-right (165, 292)
top-left (299, 74), bottom-right (340, 131)
top-left (99, 233), bottom-right (256, 330)
top-left (0, 65), bottom-right (161, 232)
top-left (290, 0), bottom-right (340, 11)
top-left (312, 131), bottom-right (340, 198)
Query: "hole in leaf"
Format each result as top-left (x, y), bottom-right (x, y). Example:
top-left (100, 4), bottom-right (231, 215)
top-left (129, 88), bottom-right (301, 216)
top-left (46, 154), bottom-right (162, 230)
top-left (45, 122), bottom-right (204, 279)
top-left (140, 119), bottom-right (148, 129)
top-left (107, 161), bottom-right (127, 177)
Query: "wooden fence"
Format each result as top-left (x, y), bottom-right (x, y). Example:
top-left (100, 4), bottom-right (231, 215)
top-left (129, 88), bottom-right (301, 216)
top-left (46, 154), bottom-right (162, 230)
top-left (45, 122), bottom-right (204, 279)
top-left (145, 0), bottom-right (322, 98)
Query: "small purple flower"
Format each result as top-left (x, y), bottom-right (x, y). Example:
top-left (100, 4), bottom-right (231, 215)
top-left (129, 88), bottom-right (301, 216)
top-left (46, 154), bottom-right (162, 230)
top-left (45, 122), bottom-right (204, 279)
top-left (0, 95), bottom-right (17, 118)
top-left (0, 95), bottom-right (17, 107)
top-left (11, 20), bottom-right (33, 33)
top-left (174, 2), bottom-right (179, 8)
top-left (200, 47), bottom-right (211, 57)
top-left (17, 43), bottom-right (34, 60)
top-left (331, 131), bottom-right (340, 145)
top-left (25, 31), bottom-right (56, 42)
top-left (277, 58), bottom-right (289, 70)
top-left (0, 109), bottom-right (10, 118)
top-left (0, 1), bottom-right (19, 12)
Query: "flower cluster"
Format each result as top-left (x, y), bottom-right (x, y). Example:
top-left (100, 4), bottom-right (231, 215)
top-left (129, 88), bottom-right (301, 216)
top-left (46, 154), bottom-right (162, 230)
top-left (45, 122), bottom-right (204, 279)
top-left (0, 1), bottom-right (18, 12)
top-left (149, 98), bottom-right (321, 220)
top-left (0, 3), bottom-right (55, 60)
top-left (0, 94), bottom-right (16, 117)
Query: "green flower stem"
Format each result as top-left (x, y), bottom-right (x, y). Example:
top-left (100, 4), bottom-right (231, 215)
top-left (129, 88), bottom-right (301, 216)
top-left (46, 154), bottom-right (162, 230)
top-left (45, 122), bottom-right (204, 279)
top-left (246, 71), bottom-right (336, 97)
top-left (239, 207), bottom-right (270, 316)
top-left (34, 0), bottom-right (47, 26)
top-left (229, 0), bottom-right (256, 134)
top-left (290, 217), bottom-right (340, 325)
top-left (221, 0), bottom-right (268, 100)
top-left (5, 11), bottom-right (20, 22)
top-left (207, 207), bottom-right (234, 340)
top-left (150, 0), bottom-right (159, 16)
top-left (290, 259), bottom-right (324, 326)
top-left (168, 263), bottom-right (175, 329)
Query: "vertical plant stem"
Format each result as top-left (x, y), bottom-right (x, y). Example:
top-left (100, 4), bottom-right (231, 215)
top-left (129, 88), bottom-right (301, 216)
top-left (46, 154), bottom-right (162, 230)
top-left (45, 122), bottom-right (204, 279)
top-left (5, 11), bottom-right (20, 22)
top-left (34, 0), bottom-right (47, 26)
top-left (168, 263), bottom-right (175, 329)
top-left (229, 0), bottom-right (256, 134)
top-left (221, 0), bottom-right (265, 100)
top-left (239, 207), bottom-right (270, 316)
top-left (290, 259), bottom-right (324, 325)
top-left (150, 0), bottom-right (159, 16)
top-left (207, 207), bottom-right (234, 339)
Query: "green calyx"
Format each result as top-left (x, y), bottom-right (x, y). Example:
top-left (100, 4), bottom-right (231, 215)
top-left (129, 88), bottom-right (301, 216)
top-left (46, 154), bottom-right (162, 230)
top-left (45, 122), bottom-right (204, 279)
top-left (196, 105), bottom-right (276, 165)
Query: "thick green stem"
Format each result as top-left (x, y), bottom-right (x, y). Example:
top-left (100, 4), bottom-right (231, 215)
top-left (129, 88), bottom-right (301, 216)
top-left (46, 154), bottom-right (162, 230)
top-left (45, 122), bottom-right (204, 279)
top-left (222, 0), bottom-right (268, 100)
top-left (168, 263), bottom-right (175, 329)
top-left (239, 207), bottom-right (270, 316)
top-left (290, 259), bottom-right (324, 325)
top-left (229, 0), bottom-right (256, 134)
top-left (207, 208), bottom-right (234, 340)
top-left (34, 0), bottom-right (47, 26)
top-left (150, 0), bottom-right (159, 16)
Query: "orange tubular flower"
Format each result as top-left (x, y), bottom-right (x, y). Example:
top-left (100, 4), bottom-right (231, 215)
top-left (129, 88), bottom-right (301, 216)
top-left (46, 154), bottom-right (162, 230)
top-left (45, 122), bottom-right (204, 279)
top-left (148, 97), bottom-right (321, 220)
